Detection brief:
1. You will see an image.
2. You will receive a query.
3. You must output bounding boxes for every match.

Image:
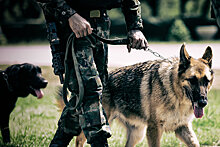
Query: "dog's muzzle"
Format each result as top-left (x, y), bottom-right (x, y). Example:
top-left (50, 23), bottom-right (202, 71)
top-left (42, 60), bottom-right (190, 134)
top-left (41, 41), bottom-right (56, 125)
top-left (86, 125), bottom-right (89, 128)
top-left (197, 97), bottom-right (207, 108)
top-left (193, 96), bottom-right (208, 119)
top-left (40, 79), bottom-right (48, 88)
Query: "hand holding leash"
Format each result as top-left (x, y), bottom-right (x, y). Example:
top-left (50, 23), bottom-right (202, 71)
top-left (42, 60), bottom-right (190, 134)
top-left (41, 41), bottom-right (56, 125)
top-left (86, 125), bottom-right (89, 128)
top-left (127, 29), bottom-right (148, 53)
top-left (91, 31), bottom-right (171, 63)
top-left (68, 13), bottom-right (93, 38)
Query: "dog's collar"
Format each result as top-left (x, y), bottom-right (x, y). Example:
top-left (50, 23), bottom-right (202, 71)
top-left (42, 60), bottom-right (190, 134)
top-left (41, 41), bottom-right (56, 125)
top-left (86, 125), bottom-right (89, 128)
top-left (1, 71), bottom-right (13, 92)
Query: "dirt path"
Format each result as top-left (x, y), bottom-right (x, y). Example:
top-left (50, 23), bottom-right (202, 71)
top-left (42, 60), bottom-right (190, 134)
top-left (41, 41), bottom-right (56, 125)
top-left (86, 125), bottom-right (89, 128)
top-left (0, 43), bottom-right (219, 68)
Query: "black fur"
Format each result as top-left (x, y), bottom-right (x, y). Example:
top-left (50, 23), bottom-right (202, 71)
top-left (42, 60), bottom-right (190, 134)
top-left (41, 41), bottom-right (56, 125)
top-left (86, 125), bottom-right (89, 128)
top-left (0, 63), bottom-right (48, 144)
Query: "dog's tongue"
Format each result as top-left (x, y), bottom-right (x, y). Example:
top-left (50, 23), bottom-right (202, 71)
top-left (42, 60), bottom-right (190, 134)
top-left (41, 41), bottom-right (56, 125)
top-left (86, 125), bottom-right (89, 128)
top-left (34, 89), bottom-right (44, 99)
top-left (194, 106), bottom-right (204, 118)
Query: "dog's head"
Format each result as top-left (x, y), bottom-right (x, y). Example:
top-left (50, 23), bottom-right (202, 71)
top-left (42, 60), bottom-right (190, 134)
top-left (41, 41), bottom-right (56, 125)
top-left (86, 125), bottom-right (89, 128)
top-left (178, 44), bottom-right (213, 118)
top-left (5, 63), bottom-right (48, 98)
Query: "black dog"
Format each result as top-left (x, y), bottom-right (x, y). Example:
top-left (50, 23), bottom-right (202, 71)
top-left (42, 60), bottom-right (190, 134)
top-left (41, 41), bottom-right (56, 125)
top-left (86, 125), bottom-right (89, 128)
top-left (0, 63), bottom-right (48, 144)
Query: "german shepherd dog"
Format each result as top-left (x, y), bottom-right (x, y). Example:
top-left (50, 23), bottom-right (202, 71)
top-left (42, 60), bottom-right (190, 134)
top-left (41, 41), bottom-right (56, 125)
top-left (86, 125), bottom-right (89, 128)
top-left (0, 63), bottom-right (48, 144)
top-left (70, 44), bottom-right (213, 147)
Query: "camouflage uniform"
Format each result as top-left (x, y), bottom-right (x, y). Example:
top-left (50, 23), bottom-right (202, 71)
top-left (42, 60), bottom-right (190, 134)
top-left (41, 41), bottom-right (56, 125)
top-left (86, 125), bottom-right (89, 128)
top-left (211, 0), bottom-right (220, 27)
top-left (37, 0), bottom-right (143, 146)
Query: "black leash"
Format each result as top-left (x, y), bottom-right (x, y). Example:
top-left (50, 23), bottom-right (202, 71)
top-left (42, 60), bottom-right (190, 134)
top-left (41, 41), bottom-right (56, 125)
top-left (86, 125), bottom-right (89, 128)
top-left (92, 32), bottom-right (172, 63)
top-left (91, 32), bottom-right (129, 45)
top-left (63, 33), bottom-right (84, 108)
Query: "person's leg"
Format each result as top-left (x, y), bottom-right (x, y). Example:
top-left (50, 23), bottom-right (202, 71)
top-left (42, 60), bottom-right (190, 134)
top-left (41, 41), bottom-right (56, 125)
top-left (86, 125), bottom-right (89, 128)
top-left (50, 49), bottom-right (89, 147)
top-left (93, 17), bottom-right (111, 137)
top-left (74, 34), bottom-right (111, 146)
top-left (1, 113), bottom-right (10, 143)
top-left (89, 15), bottom-right (112, 147)
top-left (50, 13), bottom-right (111, 147)
top-left (50, 94), bottom-right (82, 146)
top-left (49, 124), bottom-right (74, 147)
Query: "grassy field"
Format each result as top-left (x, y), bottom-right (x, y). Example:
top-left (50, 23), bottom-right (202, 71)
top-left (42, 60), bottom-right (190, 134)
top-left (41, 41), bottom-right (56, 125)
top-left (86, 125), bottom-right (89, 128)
top-left (0, 65), bottom-right (219, 147)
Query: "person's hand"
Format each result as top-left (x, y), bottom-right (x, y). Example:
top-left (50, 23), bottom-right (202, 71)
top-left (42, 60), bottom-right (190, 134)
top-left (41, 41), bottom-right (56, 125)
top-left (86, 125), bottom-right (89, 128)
top-left (127, 29), bottom-right (148, 53)
top-left (68, 13), bottom-right (93, 38)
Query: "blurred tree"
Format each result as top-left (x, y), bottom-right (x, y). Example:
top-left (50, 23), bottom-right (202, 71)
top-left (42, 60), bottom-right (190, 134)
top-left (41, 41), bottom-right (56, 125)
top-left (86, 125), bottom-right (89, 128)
top-left (0, 0), bottom-right (211, 23)
top-left (0, 27), bottom-right (7, 45)
top-left (182, 0), bottom-right (210, 17)
top-left (158, 0), bottom-right (180, 19)
top-left (140, 0), bottom-right (160, 17)
top-left (167, 19), bottom-right (191, 41)
top-left (0, 0), bottom-right (42, 23)
top-left (140, 0), bottom-right (211, 18)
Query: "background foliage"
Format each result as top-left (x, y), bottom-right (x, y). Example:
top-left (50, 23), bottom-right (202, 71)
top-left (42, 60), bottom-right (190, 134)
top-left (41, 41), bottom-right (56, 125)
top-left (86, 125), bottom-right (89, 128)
top-left (0, 0), bottom-right (219, 44)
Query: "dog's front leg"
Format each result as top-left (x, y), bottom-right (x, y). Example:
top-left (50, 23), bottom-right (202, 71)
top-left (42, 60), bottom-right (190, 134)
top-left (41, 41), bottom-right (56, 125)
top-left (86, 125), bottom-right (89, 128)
top-left (1, 127), bottom-right (10, 143)
top-left (147, 122), bottom-right (163, 147)
top-left (1, 114), bottom-right (11, 143)
top-left (175, 125), bottom-right (199, 147)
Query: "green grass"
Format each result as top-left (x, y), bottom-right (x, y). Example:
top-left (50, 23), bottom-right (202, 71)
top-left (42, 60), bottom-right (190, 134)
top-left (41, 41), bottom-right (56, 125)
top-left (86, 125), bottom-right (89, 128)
top-left (0, 65), bottom-right (220, 147)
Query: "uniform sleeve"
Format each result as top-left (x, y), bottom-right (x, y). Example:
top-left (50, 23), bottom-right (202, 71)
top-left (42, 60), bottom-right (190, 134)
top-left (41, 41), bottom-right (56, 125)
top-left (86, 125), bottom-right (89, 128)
top-left (36, 0), bottom-right (76, 22)
top-left (121, 0), bottom-right (143, 31)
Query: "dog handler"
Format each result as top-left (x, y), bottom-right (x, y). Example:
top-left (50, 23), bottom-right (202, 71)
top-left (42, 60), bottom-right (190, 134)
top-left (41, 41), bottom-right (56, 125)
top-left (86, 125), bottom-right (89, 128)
top-left (36, 0), bottom-right (148, 146)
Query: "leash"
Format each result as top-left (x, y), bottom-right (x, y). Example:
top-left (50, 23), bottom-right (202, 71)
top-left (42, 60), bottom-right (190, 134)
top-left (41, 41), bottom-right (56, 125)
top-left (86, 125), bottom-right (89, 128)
top-left (62, 33), bottom-right (84, 108)
top-left (62, 32), bottom-right (171, 109)
top-left (144, 48), bottom-right (172, 63)
top-left (91, 32), bottom-right (129, 45)
top-left (92, 32), bottom-right (172, 63)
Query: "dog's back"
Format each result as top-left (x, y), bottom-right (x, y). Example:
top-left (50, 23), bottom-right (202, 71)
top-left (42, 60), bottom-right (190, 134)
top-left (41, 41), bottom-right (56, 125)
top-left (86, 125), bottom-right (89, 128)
top-left (102, 58), bottom-right (181, 121)
top-left (103, 60), bottom-right (162, 119)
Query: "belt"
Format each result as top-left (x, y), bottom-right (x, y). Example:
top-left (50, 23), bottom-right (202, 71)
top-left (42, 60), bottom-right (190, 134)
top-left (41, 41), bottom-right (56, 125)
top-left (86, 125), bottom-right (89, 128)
top-left (78, 10), bottom-right (107, 18)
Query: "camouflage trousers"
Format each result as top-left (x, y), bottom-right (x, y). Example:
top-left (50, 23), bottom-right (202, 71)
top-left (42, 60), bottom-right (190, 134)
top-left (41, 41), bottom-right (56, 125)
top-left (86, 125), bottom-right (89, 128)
top-left (57, 14), bottom-right (111, 144)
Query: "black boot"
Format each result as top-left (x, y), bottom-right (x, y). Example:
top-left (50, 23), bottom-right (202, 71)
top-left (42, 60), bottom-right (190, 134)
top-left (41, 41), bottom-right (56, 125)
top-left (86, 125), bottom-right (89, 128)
top-left (90, 138), bottom-right (109, 147)
top-left (49, 127), bottom-right (74, 147)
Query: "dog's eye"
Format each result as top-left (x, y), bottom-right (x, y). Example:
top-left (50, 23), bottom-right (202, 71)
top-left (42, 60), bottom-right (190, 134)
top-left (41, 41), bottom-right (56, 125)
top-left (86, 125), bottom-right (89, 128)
top-left (187, 76), bottom-right (197, 85)
top-left (203, 76), bottom-right (210, 86)
top-left (38, 67), bottom-right (42, 73)
top-left (31, 68), bottom-right (37, 73)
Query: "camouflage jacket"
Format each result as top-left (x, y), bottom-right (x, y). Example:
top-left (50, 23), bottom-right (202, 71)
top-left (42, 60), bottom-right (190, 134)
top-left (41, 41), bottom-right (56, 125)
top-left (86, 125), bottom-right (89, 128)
top-left (37, 0), bottom-right (143, 31)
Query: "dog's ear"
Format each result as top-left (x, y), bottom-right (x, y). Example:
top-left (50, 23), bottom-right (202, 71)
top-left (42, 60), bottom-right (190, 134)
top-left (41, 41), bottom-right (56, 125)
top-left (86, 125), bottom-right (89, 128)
top-left (202, 46), bottom-right (213, 68)
top-left (178, 43), bottom-right (191, 76)
top-left (180, 43), bottom-right (191, 66)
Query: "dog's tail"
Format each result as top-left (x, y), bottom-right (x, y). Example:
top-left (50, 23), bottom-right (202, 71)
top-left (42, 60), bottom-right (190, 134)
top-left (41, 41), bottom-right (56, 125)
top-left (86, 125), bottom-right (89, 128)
top-left (55, 86), bottom-right (66, 112)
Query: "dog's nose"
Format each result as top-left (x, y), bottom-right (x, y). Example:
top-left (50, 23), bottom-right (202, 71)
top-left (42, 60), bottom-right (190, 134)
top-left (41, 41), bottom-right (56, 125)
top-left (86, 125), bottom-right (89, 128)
top-left (42, 79), bottom-right (48, 88)
top-left (198, 98), bottom-right (207, 108)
